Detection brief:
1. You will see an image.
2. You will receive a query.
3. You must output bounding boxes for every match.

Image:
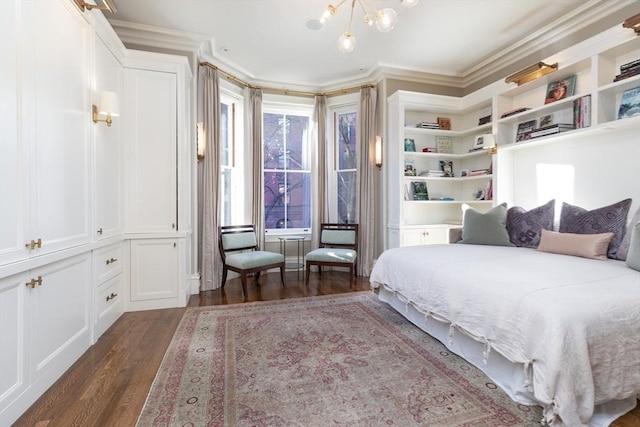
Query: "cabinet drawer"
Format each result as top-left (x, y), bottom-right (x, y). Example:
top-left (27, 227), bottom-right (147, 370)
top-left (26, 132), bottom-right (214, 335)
top-left (93, 243), bottom-right (123, 285)
top-left (95, 274), bottom-right (123, 341)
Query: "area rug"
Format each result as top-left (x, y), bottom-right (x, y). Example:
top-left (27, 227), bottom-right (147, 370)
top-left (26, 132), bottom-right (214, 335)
top-left (137, 292), bottom-right (542, 426)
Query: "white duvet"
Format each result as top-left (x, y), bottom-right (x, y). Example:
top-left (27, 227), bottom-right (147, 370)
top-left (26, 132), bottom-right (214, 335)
top-left (369, 244), bottom-right (640, 427)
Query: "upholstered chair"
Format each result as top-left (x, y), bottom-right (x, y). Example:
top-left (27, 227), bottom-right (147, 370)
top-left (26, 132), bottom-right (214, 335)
top-left (305, 223), bottom-right (358, 285)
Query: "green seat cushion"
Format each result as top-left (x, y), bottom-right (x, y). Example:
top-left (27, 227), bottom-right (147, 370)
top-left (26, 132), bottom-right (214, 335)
top-left (221, 232), bottom-right (257, 250)
top-left (226, 251), bottom-right (284, 269)
top-left (306, 248), bottom-right (356, 263)
top-left (321, 229), bottom-right (356, 245)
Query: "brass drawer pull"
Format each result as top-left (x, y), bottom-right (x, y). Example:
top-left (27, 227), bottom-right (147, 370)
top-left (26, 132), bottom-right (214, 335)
top-left (106, 257), bottom-right (118, 265)
top-left (25, 238), bottom-right (42, 249)
top-left (25, 276), bottom-right (43, 289)
top-left (106, 293), bottom-right (118, 302)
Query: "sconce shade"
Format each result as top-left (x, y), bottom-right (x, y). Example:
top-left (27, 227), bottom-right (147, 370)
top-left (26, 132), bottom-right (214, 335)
top-left (375, 136), bottom-right (382, 168)
top-left (505, 62), bottom-right (558, 86)
top-left (99, 91), bottom-right (119, 116)
top-left (197, 122), bottom-right (205, 160)
top-left (482, 133), bottom-right (497, 155)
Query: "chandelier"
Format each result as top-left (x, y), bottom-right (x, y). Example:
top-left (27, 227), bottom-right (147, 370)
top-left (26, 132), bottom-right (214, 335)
top-left (320, 0), bottom-right (419, 53)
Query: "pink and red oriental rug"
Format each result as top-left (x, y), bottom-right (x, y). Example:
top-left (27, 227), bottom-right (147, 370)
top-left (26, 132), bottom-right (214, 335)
top-left (137, 292), bottom-right (542, 426)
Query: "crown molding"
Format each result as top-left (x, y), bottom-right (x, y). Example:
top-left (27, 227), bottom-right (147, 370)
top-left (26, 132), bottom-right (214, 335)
top-left (108, 0), bottom-right (636, 92)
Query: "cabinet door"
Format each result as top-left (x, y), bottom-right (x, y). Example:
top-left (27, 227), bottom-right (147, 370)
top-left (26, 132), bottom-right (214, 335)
top-left (29, 254), bottom-right (92, 382)
top-left (0, 0), bottom-right (29, 265)
top-left (26, 1), bottom-right (91, 255)
top-left (0, 272), bottom-right (29, 423)
top-left (94, 37), bottom-right (123, 240)
top-left (130, 239), bottom-right (178, 301)
top-left (125, 69), bottom-right (177, 233)
top-left (401, 229), bottom-right (427, 247)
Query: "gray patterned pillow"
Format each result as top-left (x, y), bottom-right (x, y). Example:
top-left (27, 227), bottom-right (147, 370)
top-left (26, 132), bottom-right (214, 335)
top-left (617, 206), bottom-right (640, 261)
top-left (507, 200), bottom-right (555, 248)
top-left (559, 199), bottom-right (632, 259)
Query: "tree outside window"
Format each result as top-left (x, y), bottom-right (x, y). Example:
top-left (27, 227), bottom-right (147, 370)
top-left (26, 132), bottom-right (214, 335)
top-left (263, 111), bottom-right (311, 230)
top-left (336, 112), bottom-right (357, 223)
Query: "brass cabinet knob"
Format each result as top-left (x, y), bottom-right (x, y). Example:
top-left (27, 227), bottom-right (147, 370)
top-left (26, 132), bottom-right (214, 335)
top-left (106, 292), bottom-right (118, 302)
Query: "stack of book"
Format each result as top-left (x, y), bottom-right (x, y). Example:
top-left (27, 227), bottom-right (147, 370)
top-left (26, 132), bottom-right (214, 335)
top-left (469, 168), bottom-right (490, 176)
top-left (424, 170), bottom-right (446, 177)
top-left (415, 121), bottom-right (440, 129)
top-left (530, 123), bottom-right (575, 138)
top-left (500, 107), bottom-right (531, 118)
top-left (614, 59), bottom-right (640, 82)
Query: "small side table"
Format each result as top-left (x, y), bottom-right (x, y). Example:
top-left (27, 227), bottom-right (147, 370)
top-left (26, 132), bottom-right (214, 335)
top-left (278, 236), bottom-right (305, 272)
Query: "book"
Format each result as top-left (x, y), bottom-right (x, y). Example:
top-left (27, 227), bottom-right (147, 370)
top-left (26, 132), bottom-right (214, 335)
top-left (515, 119), bottom-right (537, 142)
top-left (620, 58), bottom-right (640, 73)
top-left (573, 95), bottom-right (591, 128)
top-left (617, 86), bottom-right (640, 119)
top-left (530, 123), bottom-right (575, 138)
top-left (411, 181), bottom-right (429, 200)
top-left (404, 138), bottom-right (416, 152)
top-left (437, 117), bottom-right (451, 130)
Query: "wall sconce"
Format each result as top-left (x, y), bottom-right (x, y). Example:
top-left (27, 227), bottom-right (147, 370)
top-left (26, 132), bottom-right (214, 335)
top-left (92, 91), bottom-right (119, 127)
top-left (505, 62), bottom-right (558, 86)
top-left (374, 136), bottom-right (382, 168)
top-left (196, 122), bottom-right (205, 161)
top-left (623, 13), bottom-right (640, 35)
top-left (73, 0), bottom-right (118, 13)
top-left (482, 133), bottom-right (497, 155)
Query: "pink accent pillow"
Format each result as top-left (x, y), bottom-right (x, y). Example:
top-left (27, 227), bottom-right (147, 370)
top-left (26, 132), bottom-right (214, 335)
top-left (537, 229), bottom-right (614, 260)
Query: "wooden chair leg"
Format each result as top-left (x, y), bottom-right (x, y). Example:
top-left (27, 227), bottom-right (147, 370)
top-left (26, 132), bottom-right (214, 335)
top-left (280, 266), bottom-right (285, 287)
top-left (255, 271), bottom-right (261, 282)
top-left (240, 273), bottom-right (248, 298)
top-left (305, 263), bottom-right (311, 285)
top-left (221, 266), bottom-right (228, 288)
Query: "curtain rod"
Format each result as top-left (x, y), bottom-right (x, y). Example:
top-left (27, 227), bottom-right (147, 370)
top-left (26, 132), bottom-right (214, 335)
top-left (199, 62), bottom-right (375, 98)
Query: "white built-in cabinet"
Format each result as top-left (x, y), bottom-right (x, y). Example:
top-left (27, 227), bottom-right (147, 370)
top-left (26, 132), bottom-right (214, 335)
top-left (387, 90), bottom-right (494, 248)
top-left (122, 59), bottom-right (192, 312)
top-left (0, 1), bottom-right (192, 424)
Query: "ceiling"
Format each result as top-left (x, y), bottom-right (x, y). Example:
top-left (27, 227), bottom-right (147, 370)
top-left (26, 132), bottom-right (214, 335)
top-left (106, 0), bottom-right (637, 91)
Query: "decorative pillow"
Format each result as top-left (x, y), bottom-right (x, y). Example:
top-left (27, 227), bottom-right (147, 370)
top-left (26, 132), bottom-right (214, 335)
top-left (507, 200), bottom-right (555, 248)
top-left (537, 229), bottom-right (614, 260)
top-left (559, 198), bottom-right (632, 259)
top-left (459, 203), bottom-right (513, 246)
top-left (617, 205), bottom-right (640, 261)
top-left (626, 222), bottom-right (640, 271)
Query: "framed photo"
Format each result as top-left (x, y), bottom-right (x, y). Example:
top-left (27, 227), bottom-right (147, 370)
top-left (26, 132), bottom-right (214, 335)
top-left (404, 138), bottom-right (416, 152)
top-left (545, 74), bottom-right (576, 104)
top-left (436, 136), bottom-right (453, 154)
top-left (473, 135), bottom-right (485, 149)
top-left (539, 114), bottom-right (553, 128)
top-left (439, 160), bottom-right (454, 177)
top-left (437, 117), bottom-right (451, 130)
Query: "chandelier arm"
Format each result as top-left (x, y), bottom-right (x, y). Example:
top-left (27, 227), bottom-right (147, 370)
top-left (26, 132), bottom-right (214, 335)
top-left (359, 0), bottom-right (379, 16)
top-left (346, 0), bottom-right (356, 33)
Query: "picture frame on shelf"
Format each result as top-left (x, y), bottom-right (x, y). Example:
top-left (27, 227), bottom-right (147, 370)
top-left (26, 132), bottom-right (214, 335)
top-left (539, 114), bottom-right (553, 128)
top-left (436, 135), bottom-right (453, 153)
top-left (516, 119), bottom-right (537, 142)
top-left (437, 117), bottom-right (451, 130)
top-left (617, 86), bottom-right (640, 119)
top-left (439, 160), bottom-right (454, 177)
top-left (404, 138), bottom-right (416, 152)
top-left (473, 135), bottom-right (485, 150)
top-left (544, 74), bottom-right (576, 104)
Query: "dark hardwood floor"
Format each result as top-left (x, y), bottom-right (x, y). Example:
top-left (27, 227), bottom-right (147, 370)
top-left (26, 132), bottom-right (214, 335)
top-left (13, 270), bottom-right (639, 426)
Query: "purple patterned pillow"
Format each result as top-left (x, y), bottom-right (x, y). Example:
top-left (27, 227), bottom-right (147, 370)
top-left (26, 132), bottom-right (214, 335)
top-left (507, 200), bottom-right (555, 248)
top-left (617, 205), bottom-right (640, 261)
top-left (559, 199), bottom-right (632, 259)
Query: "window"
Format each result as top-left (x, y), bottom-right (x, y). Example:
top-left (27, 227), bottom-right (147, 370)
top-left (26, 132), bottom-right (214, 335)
top-left (220, 89), bottom-right (243, 226)
top-left (335, 110), bottom-right (357, 223)
top-left (263, 106), bottom-right (312, 232)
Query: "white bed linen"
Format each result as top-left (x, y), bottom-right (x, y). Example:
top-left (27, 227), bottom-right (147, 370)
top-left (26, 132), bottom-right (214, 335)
top-left (369, 244), bottom-right (640, 427)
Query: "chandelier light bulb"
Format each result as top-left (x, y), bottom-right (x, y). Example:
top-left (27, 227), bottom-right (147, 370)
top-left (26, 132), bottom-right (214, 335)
top-left (363, 13), bottom-right (374, 26)
top-left (400, 0), bottom-right (419, 8)
top-left (338, 32), bottom-right (356, 53)
top-left (376, 7), bottom-right (398, 33)
top-left (320, 3), bottom-right (337, 23)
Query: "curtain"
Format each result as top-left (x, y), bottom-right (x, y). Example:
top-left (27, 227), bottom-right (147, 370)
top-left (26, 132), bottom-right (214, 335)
top-left (246, 87), bottom-right (265, 248)
top-left (356, 87), bottom-right (377, 276)
top-left (199, 66), bottom-right (222, 291)
top-left (311, 95), bottom-right (328, 249)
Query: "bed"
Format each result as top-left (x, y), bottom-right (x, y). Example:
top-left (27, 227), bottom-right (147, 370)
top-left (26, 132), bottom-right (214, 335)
top-left (369, 243), bottom-right (640, 426)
